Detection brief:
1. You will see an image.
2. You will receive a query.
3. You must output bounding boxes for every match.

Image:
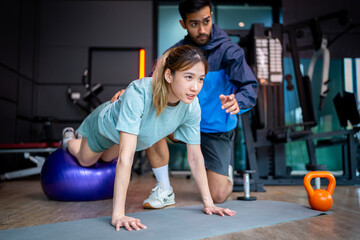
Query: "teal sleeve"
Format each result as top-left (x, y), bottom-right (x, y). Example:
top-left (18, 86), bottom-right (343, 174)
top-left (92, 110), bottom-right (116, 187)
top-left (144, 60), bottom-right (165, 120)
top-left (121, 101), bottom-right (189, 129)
top-left (116, 83), bottom-right (144, 135)
top-left (174, 99), bottom-right (201, 145)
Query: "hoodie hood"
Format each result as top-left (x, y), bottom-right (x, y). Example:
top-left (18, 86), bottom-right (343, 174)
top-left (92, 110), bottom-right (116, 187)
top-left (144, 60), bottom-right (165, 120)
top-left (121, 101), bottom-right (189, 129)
top-left (170, 23), bottom-right (258, 133)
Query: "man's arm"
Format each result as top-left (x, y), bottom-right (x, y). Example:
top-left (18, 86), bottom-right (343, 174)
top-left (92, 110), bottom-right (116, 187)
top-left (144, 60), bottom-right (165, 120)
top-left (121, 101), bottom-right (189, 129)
top-left (224, 44), bottom-right (258, 111)
top-left (111, 89), bottom-right (125, 103)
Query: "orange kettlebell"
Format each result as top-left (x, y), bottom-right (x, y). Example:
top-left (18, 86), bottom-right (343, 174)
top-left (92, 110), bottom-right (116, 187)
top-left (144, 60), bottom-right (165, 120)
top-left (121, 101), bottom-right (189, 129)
top-left (303, 171), bottom-right (336, 211)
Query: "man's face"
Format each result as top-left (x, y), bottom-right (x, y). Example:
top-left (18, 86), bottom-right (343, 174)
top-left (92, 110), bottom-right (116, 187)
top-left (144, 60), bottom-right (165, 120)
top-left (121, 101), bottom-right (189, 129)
top-left (180, 6), bottom-right (213, 46)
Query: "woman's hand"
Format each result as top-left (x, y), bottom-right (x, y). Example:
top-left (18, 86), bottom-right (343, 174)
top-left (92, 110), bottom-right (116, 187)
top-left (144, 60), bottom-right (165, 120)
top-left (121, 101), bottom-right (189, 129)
top-left (203, 204), bottom-right (236, 217)
top-left (111, 89), bottom-right (125, 103)
top-left (186, 145), bottom-right (235, 218)
top-left (111, 215), bottom-right (147, 231)
top-left (111, 132), bottom-right (139, 232)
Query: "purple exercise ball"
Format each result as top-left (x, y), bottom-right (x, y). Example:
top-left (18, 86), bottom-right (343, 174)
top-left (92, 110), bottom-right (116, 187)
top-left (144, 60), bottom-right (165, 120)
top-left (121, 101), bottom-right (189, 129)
top-left (40, 148), bottom-right (117, 201)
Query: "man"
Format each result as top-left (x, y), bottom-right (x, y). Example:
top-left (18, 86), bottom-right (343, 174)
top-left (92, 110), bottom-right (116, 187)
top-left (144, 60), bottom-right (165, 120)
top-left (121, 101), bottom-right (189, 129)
top-left (113, 0), bottom-right (258, 208)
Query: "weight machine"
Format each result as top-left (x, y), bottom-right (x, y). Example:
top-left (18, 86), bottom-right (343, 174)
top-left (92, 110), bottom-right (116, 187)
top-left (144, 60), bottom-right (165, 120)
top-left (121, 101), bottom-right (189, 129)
top-left (231, 10), bottom-right (360, 191)
top-left (67, 68), bottom-right (104, 114)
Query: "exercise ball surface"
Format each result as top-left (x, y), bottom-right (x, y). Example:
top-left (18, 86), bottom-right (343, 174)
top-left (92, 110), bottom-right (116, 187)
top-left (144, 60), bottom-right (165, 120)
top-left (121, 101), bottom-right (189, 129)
top-left (41, 148), bottom-right (117, 201)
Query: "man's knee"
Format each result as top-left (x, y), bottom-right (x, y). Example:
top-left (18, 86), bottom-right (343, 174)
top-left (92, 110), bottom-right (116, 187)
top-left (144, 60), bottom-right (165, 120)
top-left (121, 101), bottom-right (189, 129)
top-left (207, 171), bottom-right (232, 203)
top-left (211, 190), bottom-right (229, 204)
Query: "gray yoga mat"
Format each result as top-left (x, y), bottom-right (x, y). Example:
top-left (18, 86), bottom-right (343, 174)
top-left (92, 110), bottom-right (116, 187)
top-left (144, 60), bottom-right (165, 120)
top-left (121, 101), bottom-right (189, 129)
top-left (0, 200), bottom-right (330, 240)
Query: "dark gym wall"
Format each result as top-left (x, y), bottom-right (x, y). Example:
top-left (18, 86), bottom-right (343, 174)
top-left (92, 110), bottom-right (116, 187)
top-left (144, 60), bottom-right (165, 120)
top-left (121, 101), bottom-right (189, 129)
top-left (1, 0), bottom-right (359, 144)
top-left (0, 0), bottom-right (37, 143)
top-left (0, 0), bottom-right (153, 143)
top-left (36, 0), bottom-right (153, 139)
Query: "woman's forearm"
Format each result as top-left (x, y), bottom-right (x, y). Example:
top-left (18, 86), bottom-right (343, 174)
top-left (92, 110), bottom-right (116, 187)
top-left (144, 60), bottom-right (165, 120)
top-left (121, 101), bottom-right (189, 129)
top-left (112, 132), bottom-right (137, 218)
top-left (187, 145), bottom-right (214, 207)
top-left (191, 160), bottom-right (214, 206)
top-left (187, 145), bottom-right (236, 218)
top-left (112, 158), bottom-right (133, 218)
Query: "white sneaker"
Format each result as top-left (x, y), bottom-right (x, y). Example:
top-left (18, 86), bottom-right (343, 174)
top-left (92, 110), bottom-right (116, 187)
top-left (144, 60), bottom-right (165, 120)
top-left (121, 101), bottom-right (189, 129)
top-left (143, 183), bottom-right (175, 209)
top-left (62, 127), bottom-right (75, 149)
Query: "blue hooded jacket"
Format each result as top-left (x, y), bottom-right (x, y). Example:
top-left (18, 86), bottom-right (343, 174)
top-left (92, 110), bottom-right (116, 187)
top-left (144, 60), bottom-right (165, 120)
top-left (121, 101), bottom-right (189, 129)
top-left (170, 24), bottom-right (258, 133)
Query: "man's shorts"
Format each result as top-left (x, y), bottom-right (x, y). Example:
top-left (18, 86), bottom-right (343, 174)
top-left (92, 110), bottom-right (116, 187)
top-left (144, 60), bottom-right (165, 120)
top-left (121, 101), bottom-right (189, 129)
top-left (76, 101), bottom-right (115, 153)
top-left (200, 129), bottom-right (235, 176)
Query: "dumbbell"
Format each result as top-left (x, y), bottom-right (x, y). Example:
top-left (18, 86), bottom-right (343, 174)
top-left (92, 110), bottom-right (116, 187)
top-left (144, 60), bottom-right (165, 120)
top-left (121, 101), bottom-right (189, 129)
top-left (237, 170), bottom-right (257, 201)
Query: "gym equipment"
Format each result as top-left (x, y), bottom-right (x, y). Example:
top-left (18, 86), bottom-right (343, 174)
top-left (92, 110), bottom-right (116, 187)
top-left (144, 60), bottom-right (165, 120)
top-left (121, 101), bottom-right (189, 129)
top-left (227, 11), bottom-right (360, 191)
top-left (303, 171), bottom-right (336, 211)
top-left (67, 68), bottom-right (104, 114)
top-left (41, 148), bottom-right (117, 201)
top-left (67, 47), bottom-right (147, 114)
top-left (0, 142), bottom-right (60, 180)
top-left (0, 200), bottom-right (331, 240)
top-left (333, 92), bottom-right (360, 128)
top-left (306, 37), bottom-right (330, 110)
top-left (237, 170), bottom-right (257, 201)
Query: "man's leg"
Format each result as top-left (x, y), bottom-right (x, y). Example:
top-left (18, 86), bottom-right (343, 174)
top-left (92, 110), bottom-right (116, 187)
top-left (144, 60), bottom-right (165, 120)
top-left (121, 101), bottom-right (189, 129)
top-left (146, 138), bottom-right (171, 188)
top-left (146, 137), bottom-right (170, 167)
top-left (207, 169), bottom-right (233, 203)
top-left (201, 129), bottom-right (235, 203)
top-left (143, 138), bottom-right (175, 209)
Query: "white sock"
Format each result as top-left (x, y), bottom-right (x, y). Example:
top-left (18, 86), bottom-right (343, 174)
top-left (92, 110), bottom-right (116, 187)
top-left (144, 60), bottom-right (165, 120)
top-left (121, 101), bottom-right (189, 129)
top-left (152, 165), bottom-right (171, 190)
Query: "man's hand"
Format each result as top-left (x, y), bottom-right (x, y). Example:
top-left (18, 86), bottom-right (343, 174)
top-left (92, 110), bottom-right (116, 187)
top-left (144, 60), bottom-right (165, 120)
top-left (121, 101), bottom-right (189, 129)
top-left (167, 132), bottom-right (181, 143)
top-left (219, 94), bottom-right (240, 115)
top-left (111, 89), bottom-right (125, 103)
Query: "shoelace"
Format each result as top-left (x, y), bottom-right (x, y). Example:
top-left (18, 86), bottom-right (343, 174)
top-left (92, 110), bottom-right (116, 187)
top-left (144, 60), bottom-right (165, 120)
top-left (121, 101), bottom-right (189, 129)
top-left (149, 184), bottom-right (165, 199)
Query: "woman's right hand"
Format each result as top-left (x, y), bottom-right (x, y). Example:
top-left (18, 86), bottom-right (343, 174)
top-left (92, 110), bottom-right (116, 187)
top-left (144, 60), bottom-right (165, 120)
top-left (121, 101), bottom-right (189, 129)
top-left (111, 215), bottom-right (147, 231)
top-left (111, 89), bottom-right (125, 103)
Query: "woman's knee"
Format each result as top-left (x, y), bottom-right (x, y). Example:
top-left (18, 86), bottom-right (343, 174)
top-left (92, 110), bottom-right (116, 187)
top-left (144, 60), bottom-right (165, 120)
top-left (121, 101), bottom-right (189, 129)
top-left (77, 156), bottom-right (97, 167)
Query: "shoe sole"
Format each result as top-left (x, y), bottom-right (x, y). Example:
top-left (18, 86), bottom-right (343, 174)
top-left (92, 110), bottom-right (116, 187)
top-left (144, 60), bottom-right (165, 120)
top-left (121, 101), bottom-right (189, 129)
top-left (143, 202), bottom-right (176, 209)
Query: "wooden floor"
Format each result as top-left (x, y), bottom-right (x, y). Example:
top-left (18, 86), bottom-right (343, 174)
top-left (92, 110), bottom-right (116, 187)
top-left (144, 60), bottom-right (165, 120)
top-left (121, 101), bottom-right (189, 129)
top-left (0, 173), bottom-right (359, 240)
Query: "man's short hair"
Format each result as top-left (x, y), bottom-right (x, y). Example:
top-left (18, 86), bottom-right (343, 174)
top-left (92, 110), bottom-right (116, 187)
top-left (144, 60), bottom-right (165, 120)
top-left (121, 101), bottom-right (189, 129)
top-left (179, 0), bottom-right (212, 21)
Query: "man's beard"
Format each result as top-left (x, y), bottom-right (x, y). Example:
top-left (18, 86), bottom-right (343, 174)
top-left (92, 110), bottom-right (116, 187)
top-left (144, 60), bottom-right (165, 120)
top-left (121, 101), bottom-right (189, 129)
top-left (193, 34), bottom-right (210, 45)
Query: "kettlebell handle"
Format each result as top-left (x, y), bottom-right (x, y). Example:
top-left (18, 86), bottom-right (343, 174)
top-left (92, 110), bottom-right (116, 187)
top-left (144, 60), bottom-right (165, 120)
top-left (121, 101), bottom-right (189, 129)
top-left (303, 171), bottom-right (336, 196)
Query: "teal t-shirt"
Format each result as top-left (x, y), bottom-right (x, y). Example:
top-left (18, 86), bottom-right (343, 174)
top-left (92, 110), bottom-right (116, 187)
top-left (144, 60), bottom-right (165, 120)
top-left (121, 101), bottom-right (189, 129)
top-left (98, 77), bottom-right (201, 151)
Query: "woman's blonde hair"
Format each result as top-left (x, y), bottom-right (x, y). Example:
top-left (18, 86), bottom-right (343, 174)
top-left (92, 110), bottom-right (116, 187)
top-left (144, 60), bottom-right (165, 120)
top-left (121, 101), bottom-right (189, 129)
top-left (152, 45), bottom-right (208, 116)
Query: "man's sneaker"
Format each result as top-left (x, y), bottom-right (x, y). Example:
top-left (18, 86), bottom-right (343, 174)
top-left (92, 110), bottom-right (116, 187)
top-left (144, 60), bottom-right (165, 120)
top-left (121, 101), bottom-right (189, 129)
top-left (62, 127), bottom-right (75, 149)
top-left (228, 164), bottom-right (234, 185)
top-left (143, 182), bottom-right (175, 209)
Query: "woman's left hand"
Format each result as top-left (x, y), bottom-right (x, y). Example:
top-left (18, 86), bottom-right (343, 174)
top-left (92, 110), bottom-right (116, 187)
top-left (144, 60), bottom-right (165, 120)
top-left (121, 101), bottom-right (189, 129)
top-left (203, 204), bottom-right (236, 217)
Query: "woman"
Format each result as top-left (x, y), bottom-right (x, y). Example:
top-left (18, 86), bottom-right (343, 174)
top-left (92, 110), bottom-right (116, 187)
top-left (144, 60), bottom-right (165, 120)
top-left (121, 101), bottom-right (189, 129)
top-left (63, 45), bottom-right (235, 231)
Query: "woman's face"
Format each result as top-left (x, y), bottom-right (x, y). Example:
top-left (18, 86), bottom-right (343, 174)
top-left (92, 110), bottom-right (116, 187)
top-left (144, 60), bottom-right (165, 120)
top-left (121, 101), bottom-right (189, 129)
top-left (165, 62), bottom-right (205, 105)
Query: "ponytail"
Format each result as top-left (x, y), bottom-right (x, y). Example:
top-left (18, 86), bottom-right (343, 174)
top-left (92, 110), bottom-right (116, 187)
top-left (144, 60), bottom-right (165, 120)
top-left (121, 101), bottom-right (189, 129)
top-left (152, 50), bottom-right (171, 116)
